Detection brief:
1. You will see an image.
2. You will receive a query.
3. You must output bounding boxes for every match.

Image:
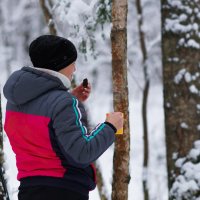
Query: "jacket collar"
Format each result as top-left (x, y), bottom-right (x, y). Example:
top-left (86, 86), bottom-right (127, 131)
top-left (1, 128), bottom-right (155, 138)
top-left (30, 66), bottom-right (71, 89)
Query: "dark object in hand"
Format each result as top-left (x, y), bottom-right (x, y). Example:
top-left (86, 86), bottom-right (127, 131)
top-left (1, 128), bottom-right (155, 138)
top-left (82, 78), bottom-right (88, 88)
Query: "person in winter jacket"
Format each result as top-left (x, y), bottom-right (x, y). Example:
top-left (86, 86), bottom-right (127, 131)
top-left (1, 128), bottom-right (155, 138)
top-left (3, 35), bottom-right (123, 200)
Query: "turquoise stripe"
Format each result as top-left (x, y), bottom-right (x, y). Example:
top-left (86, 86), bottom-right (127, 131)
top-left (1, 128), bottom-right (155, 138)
top-left (72, 98), bottom-right (105, 142)
top-left (72, 98), bottom-right (79, 126)
top-left (72, 98), bottom-right (87, 140)
top-left (87, 124), bottom-right (106, 141)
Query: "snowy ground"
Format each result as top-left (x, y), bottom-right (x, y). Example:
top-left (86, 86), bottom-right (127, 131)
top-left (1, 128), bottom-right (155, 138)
top-left (1, 69), bottom-right (168, 200)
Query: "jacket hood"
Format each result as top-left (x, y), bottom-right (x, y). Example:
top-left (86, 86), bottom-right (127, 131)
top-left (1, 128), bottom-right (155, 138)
top-left (3, 67), bottom-right (68, 105)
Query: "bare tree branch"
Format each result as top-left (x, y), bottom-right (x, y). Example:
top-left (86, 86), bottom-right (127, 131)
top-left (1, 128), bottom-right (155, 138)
top-left (39, 0), bottom-right (57, 35)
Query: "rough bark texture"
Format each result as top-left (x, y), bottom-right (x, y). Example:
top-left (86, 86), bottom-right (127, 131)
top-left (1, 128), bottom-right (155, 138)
top-left (111, 0), bottom-right (130, 200)
top-left (39, 0), bottom-right (57, 35)
top-left (162, 0), bottom-right (200, 193)
top-left (136, 0), bottom-right (150, 199)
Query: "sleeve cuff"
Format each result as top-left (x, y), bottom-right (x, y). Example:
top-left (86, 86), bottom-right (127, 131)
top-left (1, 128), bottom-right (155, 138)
top-left (104, 122), bottom-right (117, 133)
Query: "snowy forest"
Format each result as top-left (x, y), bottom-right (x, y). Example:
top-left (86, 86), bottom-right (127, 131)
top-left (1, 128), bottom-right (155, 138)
top-left (1, 0), bottom-right (200, 200)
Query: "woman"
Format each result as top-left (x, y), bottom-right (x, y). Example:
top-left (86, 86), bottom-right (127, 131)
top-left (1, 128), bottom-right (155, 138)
top-left (3, 35), bottom-right (123, 200)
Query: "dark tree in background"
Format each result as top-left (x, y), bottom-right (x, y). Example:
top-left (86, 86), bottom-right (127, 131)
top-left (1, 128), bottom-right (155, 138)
top-left (135, 0), bottom-right (150, 199)
top-left (0, 93), bottom-right (4, 200)
top-left (0, 93), bottom-right (9, 200)
top-left (162, 0), bottom-right (200, 196)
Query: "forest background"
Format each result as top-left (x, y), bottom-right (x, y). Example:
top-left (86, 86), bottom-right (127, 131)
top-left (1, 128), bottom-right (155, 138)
top-left (1, 0), bottom-right (198, 200)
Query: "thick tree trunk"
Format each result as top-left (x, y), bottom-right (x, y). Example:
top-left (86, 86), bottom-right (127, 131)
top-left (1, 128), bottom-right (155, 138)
top-left (162, 0), bottom-right (200, 195)
top-left (111, 0), bottom-right (130, 200)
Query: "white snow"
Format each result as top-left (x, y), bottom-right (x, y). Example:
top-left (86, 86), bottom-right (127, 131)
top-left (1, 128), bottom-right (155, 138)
top-left (164, 0), bottom-right (200, 52)
top-left (179, 14), bottom-right (187, 21)
top-left (188, 148), bottom-right (200, 160)
top-left (197, 125), bottom-right (200, 131)
top-left (171, 140), bottom-right (200, 199)
top-left (174, 69), bottom-right (186, 84)
top-left (168, 0), bottom-right (181, 8)
top-left (175, 158), bottom-right (186, 168)
top-left (180, 122), bottom-right (189, 129)
top-left (194, 140), bottom-right (200, 149)
top-left (172, 152), bottom-right (179, 160)
top-left (189, 85), bottom-right (199, 94)
top-left (184, 72), bottom-right (192, 83)
top-left (187, 39), bottom-right (200, 49)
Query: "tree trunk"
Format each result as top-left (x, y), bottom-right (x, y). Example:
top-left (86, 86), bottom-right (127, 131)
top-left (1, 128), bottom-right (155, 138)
top-left (0, 93), bottom-right (9, 200)
top-left (39, 0), bottom-right (57, 35)
top-left (162, 0), bottom-right (200, 195)
top-left (111, 0), bottom-right (130, 200)
top-left (0, 93), bottom-right (4, 200)
top-left (142, 80), bottom-right (149, 200)
top-left (135, 0), bottom-right (150, 199)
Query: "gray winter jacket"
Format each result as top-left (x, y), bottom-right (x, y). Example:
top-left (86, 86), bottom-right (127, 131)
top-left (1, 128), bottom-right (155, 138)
top-left (3, 66), bottom-right (116, 196)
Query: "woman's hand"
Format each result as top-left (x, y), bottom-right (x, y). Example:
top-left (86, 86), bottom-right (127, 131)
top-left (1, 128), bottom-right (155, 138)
top-left (71, 82), bottom-right (91, 102)
top-left (106, 112), bottom-right (124, 130)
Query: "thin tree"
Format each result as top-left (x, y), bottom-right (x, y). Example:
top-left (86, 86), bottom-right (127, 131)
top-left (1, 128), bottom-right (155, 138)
top-left (0, 93), bottom-right (4, 200)
top-left (135, 0), bottom-right (150, 199)
top-left (39, 0), bottom-right (57, 35)
top-left (111, 0), bottom-right (130, 199)
top-left (162, 0), bottom-right (200, 196)
top-left (0, 93), bottom-right (10, 200)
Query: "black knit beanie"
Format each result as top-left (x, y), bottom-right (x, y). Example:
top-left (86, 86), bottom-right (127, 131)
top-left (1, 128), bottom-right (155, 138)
top-left (29, 35), bottom-right (77, 71)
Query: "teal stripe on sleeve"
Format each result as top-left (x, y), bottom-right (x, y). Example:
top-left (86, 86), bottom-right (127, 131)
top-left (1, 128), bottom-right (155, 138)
top-left (72, 98), bottom-right (105, 142)
top-left (87, 123), bottom-right (105, 141)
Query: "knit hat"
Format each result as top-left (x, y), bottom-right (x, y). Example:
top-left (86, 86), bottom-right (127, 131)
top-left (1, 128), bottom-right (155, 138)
top-left (29, 35), bottom-right (77, 71)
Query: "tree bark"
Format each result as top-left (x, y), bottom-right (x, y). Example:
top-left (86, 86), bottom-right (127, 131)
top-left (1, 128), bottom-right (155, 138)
top-left (162, 0), bottom-right (200, 195)
top-left (39, 0), bottom-right (57, 35)
top-left (111, 0), bottom-right (130, 200)
top-left (135, 0), bottom-right (150, 199)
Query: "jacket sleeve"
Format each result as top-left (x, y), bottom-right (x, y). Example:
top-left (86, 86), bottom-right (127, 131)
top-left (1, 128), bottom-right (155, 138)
top-left (52, 96), bottom-right (116, 168)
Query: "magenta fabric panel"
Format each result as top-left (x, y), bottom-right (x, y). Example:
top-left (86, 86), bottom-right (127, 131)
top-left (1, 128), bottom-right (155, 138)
top-left (4, 111), bottom-right (66, 180)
